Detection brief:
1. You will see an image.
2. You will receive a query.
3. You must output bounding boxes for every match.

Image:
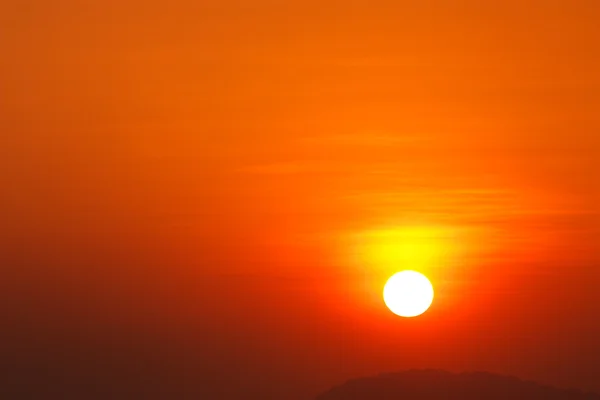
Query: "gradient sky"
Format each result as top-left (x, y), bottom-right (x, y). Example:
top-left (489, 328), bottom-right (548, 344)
top-left (1, 1), bottom-right (600, 399)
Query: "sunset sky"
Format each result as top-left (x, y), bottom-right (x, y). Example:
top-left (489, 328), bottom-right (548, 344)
top-left (1, 1), bottom-right (600, 399)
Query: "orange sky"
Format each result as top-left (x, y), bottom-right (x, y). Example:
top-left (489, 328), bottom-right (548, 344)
top-left (1, 1), bottom-right (600, 398)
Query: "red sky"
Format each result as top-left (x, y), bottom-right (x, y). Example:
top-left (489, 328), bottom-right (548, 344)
top-left (1, 1), bottom-right (600, 398)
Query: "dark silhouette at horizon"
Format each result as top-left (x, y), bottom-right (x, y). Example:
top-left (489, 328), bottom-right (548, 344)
top-left (317, 369), bottom-right (600, 400)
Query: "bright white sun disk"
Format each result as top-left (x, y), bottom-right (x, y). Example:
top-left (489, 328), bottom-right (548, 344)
top-left (383, 270), bottom-right (434, 317)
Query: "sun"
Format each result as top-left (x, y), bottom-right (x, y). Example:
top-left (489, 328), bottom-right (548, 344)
top-left (383, 270), bottom-right (434, 317)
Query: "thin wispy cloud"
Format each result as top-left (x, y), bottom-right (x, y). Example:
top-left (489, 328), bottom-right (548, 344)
top-left (299, 133), bottom-right (428, 146)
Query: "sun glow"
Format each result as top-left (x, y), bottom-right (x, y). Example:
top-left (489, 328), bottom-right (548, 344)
top-left (350, 226), bottom-right (459, 275)
top-left (383, 270), bottom-right (434, 317)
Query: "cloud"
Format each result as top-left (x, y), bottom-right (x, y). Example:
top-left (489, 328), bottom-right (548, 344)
top-left (235, 162), bottom-right (337, 175)
top-left (299, 133), bottom-right (426, 146)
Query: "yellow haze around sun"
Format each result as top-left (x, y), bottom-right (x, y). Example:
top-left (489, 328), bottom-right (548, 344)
top-left (354, 226), bottom-right (463, 277)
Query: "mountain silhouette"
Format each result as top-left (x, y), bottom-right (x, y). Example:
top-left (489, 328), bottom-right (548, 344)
top-left (316, 369), bottom-right (600, 400)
